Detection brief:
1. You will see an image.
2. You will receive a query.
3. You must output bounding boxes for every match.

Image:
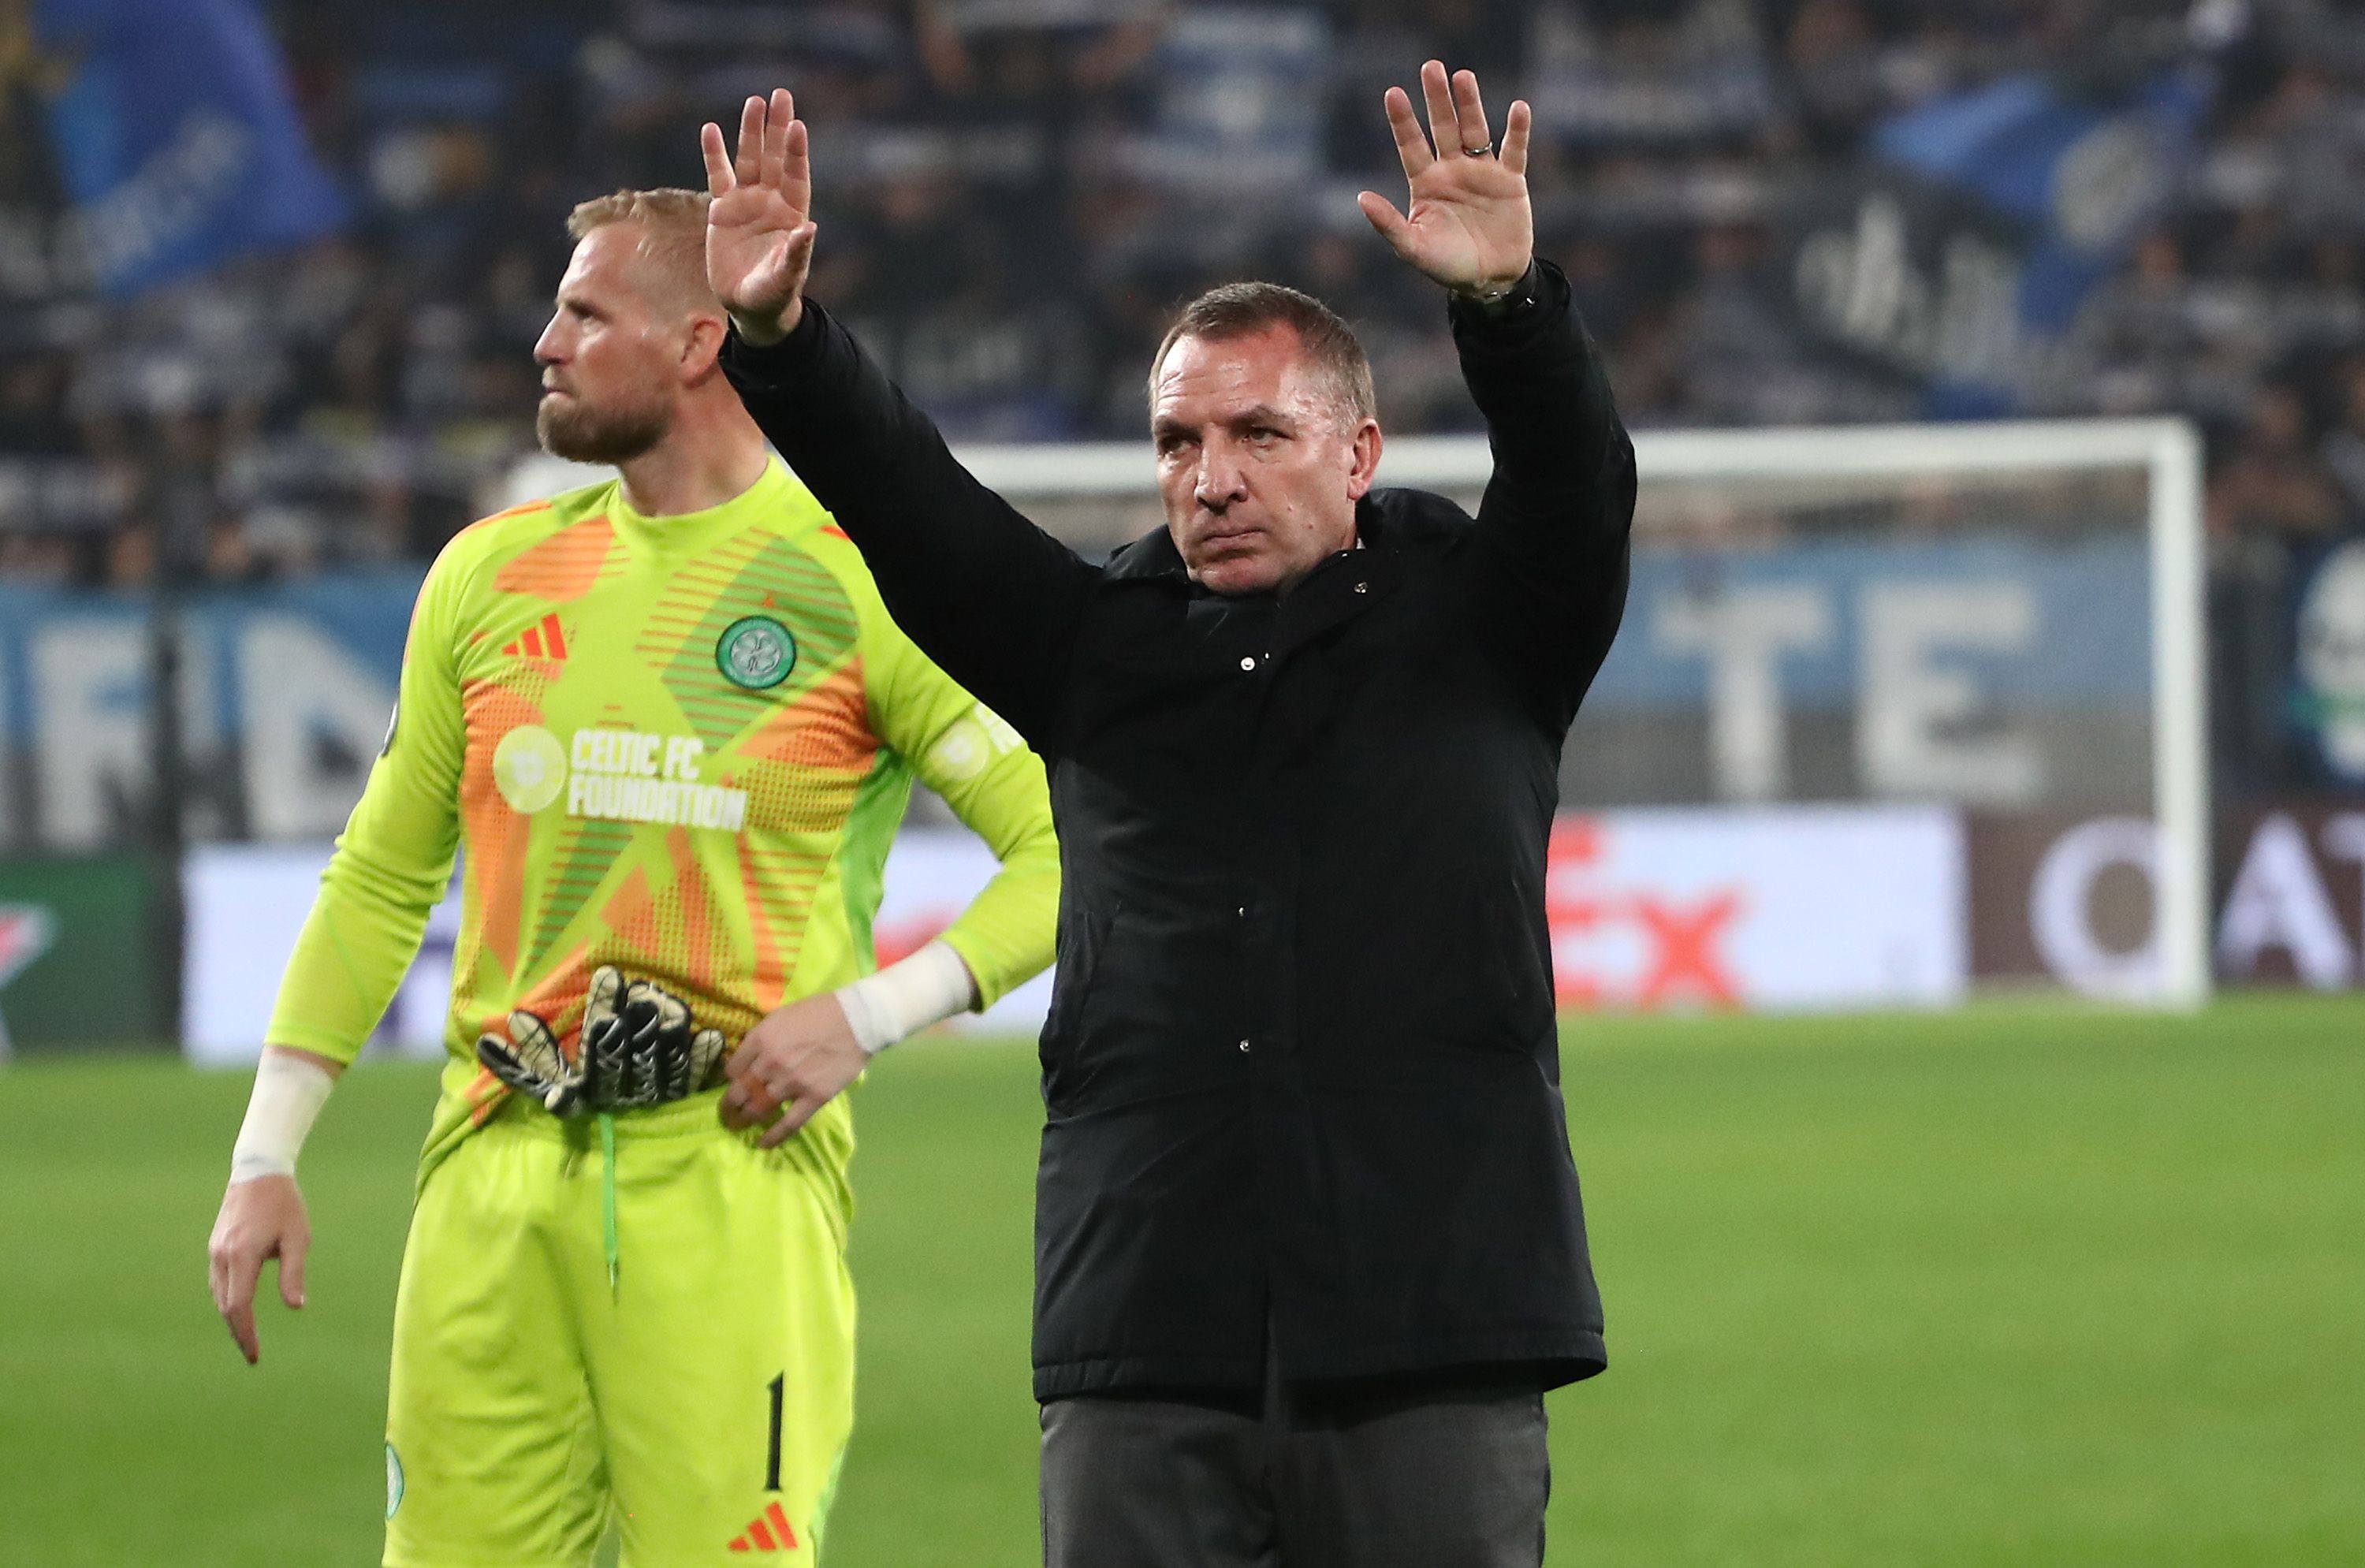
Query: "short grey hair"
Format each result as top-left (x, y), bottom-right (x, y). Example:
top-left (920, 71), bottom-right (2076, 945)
top-left (1149, 281), bottom-right (1377, 430)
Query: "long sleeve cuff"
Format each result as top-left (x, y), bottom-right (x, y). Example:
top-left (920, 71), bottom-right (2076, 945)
top-left (1447, 259), bottom-right (1576, 362)
top-left (719, 301), bottom-right (834, 394)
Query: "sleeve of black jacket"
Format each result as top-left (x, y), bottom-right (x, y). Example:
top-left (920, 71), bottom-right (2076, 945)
top-left (1450, 259), bottom-right (1638, 729)
top-left (718, 304), bottom-right (1101, 750)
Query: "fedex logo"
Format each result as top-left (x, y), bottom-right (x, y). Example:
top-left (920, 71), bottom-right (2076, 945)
top-left (1544, 806), bottom-right (1967, 1014)
top-left (1547, 818), bottom-right (1743, 1010)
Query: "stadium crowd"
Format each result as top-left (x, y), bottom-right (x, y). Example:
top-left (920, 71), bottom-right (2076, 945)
top-left (2, 0), bottom-right (2363, 590)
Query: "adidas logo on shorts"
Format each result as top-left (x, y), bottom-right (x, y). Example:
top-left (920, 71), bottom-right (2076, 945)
top-left (726, 1499), bottom-right (802, 1553)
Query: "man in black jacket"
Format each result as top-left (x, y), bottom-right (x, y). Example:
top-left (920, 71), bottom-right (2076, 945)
top-left (702, 60), bottom-right (1637, 1568)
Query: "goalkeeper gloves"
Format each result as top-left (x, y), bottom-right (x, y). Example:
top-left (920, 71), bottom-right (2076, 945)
top-left (475, 966), bottom-right (726, 1115)
top-left (476, 1002), bottom-right (591, 1115)
top-left (585, 967), bottom-right (728, 1109)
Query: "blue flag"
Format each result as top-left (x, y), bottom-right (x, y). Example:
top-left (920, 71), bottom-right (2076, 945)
top-left (1874, 69), bottom-right (2211, 341)
top-left (1781, 66), bottom-right (2210, 415)
top-left (34, 0), bottom-right (347, 297)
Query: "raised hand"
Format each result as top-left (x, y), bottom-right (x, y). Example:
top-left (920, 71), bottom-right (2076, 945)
top-left (1358, 61), bottom-right (1534, 300)
top-left (702, 88), bottom-right (816, 345)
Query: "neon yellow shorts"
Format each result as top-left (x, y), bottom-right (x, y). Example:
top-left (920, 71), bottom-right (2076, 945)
top-left (382, 1092), bottom-right (855, 1567)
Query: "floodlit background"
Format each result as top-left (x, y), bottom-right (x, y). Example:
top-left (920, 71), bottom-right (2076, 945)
top-left (1, 1), bottom-right (2360, 1563)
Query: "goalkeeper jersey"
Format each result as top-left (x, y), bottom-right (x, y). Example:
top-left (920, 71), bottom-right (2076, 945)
top-left (265, 459), bottom-right (1059, 1192)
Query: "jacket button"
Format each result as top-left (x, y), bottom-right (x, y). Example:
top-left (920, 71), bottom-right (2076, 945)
top-left (1238, 656), bottom-right (1257, 671)
top-left (1354, 581), bottom-right (1369, 594)
top-left (1238, 1038), bottom-right (1252, 1052)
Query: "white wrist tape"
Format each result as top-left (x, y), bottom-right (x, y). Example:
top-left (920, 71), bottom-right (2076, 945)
top-left (834, 940), bottom-right (978, 1056)
top-left (229, 1050), bottom-right (337, 1184)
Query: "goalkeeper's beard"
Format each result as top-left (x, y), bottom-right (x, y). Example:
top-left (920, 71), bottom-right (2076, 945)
top-left (537, 388), bottom-right (672, 464)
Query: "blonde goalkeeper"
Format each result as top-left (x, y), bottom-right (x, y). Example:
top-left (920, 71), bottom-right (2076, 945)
top-left (203, 188), bottom-right (1058, 1567)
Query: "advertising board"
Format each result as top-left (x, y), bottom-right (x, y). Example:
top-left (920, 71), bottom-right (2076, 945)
top-left (1966, 804), bottom-right (2365, 995)
top-left (0, 855), bottom-right (164, 1052)
top-left (181, 794), bottom-right (2365, 1062)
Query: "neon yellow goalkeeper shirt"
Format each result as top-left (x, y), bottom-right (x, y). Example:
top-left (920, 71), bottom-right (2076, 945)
top-left (265, 459), bottom-right (1059, 1193)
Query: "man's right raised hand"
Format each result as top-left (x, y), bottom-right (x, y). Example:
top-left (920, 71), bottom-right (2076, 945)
top-left (702, 89), bottom-right (816, 347)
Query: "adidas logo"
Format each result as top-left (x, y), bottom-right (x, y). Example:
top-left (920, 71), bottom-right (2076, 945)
top-left (727, 1500), bottom-right (802, 1554)
top-left (501, 613), bottom-right (570, 661)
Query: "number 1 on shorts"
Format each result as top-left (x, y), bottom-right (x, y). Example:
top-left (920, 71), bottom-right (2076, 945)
top-left (765, 1372), bottom-right (785, 1492)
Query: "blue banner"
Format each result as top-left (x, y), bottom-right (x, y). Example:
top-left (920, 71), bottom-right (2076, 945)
top-left (1784, 67), bottom-right (2210, 415)
top-left (1875, 69), bottom-right (2210, 338)
top-left (0, 573), bottom-right (419, 847)
top-left (1585, 536), bottom-right (2152, 711)
top-left (33, 0), bottom-right (347, 296)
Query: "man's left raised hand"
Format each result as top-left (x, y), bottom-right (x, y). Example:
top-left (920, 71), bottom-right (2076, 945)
top-left (1358, 60), bottom-right (1533, 302)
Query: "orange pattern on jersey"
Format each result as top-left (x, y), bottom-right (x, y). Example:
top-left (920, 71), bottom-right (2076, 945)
top-left (669, 829), bottom-right (719, 996)
top-left (743, 657), bottom-right (877, 773)
top-left (598, 862), bottom-right (671, 1006)
top-left (459, 677), bottom-right (546, 978)
top-left (724, 837), bottom-right (832, 1013)
top-left (464, 1064), bottom-right (508, 1126)
top-left (739, 837), bottom-right (791, 1014)
top-left (728, 661), bottom-right (878, 847)
top-left (493, 516), bottom-right (616, 602)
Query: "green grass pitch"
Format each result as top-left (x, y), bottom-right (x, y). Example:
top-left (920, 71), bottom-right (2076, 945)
top-left (2, 994), bottom-right (2359, 1565)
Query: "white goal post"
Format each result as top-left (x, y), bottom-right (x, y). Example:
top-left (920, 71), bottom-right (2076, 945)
top-left (953, 418), bottom-right (2211, 1010)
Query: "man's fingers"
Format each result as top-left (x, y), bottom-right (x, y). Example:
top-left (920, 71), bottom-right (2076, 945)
top-left (702, 122), bottom-right (734, 196)
top-left (218, 1249), bottom-right (262, 1363)
top-left (1450, 69), bottom-right (1491, 155)
top-left (718, 1077), bottom-right (758, 1130)
top-left (1502, 99), bottom-right (1532, 178)
top-left (758, 1093), bottom-right (824, 1149)
top-left (1358, 191), bottom-right (1413, 252)
top-left (735, 95), bottom-right (765, 187)
top-left (1419, 59), bottom-right (1461, 158)
top-left (721, 1058), bottom-right (786, 1130)
top-left (226, 1298), bottom-right (260, 1365)
top-left (1382, 86), bottom-right (1432, 178)
top-left (759, 89), bottom-right (791, 188)
top-left (277, 1235), bottom-right (308, 1311)
top-left (782, 116), bottom-right (811, 214)
top-left (745, 222), bottom-right (819, 306)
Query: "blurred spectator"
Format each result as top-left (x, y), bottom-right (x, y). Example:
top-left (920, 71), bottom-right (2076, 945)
top-left (2318, 356), bottom-right (2365, 523)
top-left (4, 0), bottom-right (2365, 588)
top-left (2209, 384), bottom-right (2346, 543)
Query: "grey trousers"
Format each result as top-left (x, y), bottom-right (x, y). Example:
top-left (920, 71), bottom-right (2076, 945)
top-left (1039, 1368), bottom-right (1550, 1568)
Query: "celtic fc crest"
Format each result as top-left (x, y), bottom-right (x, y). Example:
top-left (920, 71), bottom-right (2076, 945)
top-left (717, 616), bottom-right (797, 690)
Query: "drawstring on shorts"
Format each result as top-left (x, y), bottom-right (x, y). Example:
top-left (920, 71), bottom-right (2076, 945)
top-left (598, 1112), bottom-right (620, 1296)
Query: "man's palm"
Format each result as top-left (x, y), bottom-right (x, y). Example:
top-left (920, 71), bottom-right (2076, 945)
top-left (709, 186), bottom-right (803, 316)
top-left (1396, 162), bottom-right (1533, 289)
